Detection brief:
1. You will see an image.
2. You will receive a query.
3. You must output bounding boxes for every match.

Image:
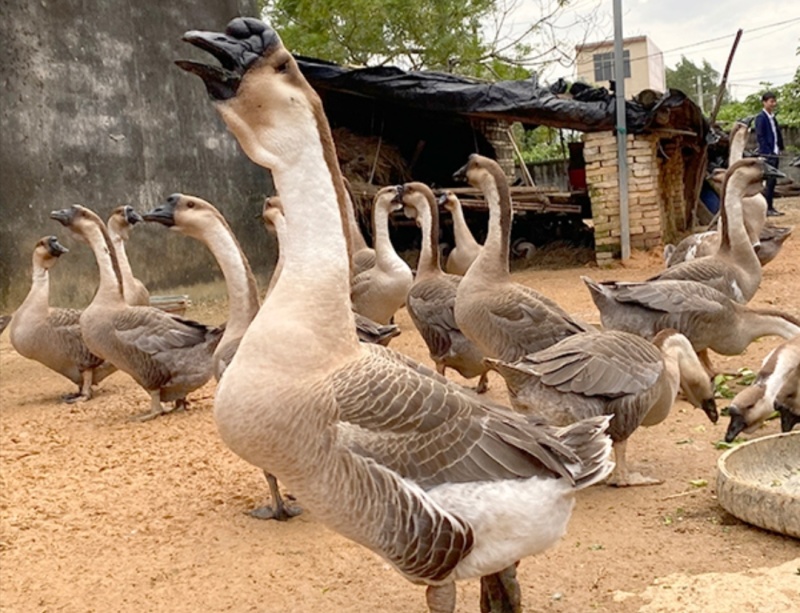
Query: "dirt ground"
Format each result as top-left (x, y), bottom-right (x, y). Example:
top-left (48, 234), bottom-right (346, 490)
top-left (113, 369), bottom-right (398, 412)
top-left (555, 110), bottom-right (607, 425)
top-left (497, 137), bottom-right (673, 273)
top-left (2, 199), bottom-right (800, 613)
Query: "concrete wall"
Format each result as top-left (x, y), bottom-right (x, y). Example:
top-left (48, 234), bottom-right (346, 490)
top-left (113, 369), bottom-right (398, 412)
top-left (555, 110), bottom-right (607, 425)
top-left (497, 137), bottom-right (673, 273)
top-left (575, 36), bottom-right (665, 94)
top-left (0, 0), bottom-right (275, 310)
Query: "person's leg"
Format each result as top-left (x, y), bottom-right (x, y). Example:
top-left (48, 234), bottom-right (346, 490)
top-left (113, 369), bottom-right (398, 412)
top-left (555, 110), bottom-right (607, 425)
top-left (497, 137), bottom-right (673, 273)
top-left (763, 155), bottom-right (782, 215)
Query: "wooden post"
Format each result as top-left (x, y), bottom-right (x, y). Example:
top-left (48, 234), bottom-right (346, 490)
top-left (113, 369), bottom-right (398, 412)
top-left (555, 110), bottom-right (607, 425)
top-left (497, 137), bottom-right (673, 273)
top-left (709, 29), bottom-right (743, 125)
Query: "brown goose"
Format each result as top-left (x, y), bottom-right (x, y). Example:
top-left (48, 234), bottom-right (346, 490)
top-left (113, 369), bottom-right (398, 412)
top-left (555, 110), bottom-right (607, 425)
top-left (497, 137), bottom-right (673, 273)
top-left (106, 205), bottom-right (150, 306)
top-left (50, 204), bottom-right (223, 421)
top-left (582, 276), bottom-right (800, 373)
top-left (487, 329), bottom-right (717, 486)
top-left (453, 153), bottom-right (593, 362)
top-left (350, 186), bottom-right (413, 325)
top-left (143, 193), bottom-right (260, 381)
top-left (398, 182), bottom-right (489, 393)
top-left (179, 18), bottom-right (613, 613)
top-left (9, 236), bottom-right (115, 401)
top-left (725, 335), bottom-right (800, 441)
top-left (649, 158), bottom-right (784, 302)
top-left (144, 193), bottom-right (300, 520)
top-left (442, 191), bottom-right (482, 276)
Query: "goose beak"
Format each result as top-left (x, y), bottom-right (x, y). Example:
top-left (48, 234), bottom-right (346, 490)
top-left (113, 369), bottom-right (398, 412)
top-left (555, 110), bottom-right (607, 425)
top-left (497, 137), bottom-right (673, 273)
top-left (46, 236), bottom-right (69, 257)
top-left (124, 206), bottom-right (144, 225)
top-left (142, 195), bottom-right (178, 227)
top-left (701, 398), bottom-right (718, 424)
top-left (435, 192), bottom-right (448, 206)
top-left (391, 184), bottom-right (405, 204)
top-left (177, 18), bottom-right (282, 101)
top-left (50, 208), bottom-right (76, 226)
top-left (761, 163), bottom-right (785, 180)
top-left (724, 406), bottom-right (747, 443)
top-left (779, 404), bottom-right (800, 432)
top-left (452, 161), bottom-right (469, 183)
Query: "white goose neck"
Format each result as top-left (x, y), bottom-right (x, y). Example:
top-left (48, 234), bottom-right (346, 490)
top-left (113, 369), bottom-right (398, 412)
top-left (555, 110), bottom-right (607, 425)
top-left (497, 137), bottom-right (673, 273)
top-left (20, 265), bottom-right (50, 313)
top-left (85, 223), bottom-right (125, 304)
top-left (372, 204), bottom-right (401, 268)
top-left (719, 172), bottom-right (755, 257)
top-left (201, 221), bottom-right (260, 342)
top-left (451, 201), bottom-right (479, 249)
top-left (469, 178), bottom-right (508, 279)
top-left (415, 202), bottom-right (441, 278)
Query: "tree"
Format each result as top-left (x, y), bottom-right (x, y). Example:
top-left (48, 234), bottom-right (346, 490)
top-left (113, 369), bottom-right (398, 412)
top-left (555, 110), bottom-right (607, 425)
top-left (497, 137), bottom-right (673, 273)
top-left (716, 67), bottom-right (800, 129)
top-left (259, 0), bottom-right (593, 80)
top-left (665, 56), bottom-right (728, 113)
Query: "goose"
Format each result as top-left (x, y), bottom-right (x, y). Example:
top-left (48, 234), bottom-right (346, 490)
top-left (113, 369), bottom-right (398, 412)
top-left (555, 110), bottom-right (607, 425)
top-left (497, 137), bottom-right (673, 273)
top-left (262, 196), bottom-right (400, 346)
top-left (725, 335), bottom-right (800, 441)
top-left (143, 193), bottom-right (300, 520)
top-left (648, 158), bottom-right (784, 303)
top-left (398, 182), bottom-right (490, 393)
top-left (582, 276), bottom-right (800, 373)
top-left (452, 153), bottom-right (593, 362)
top-left (753, 224), bottom-right (793, 267)
top-left (664, 167), bottom-right (773, 268)
top-left (106, 205), bottom-right (150, 306)
top-left (142, 193), bottom-right (259, 380)
top-left (486, 329), bottom-right (717, 486)
top-left (178, 18), bottom-right (614, 613)
top-left (350, 186), bottom-right (413, 325)
top-left (441, 191), bottom-right (482, 276)
top-left (9, 236), bottom-right (115, 401)
top-left (50, 204), bottom-right (223, 421)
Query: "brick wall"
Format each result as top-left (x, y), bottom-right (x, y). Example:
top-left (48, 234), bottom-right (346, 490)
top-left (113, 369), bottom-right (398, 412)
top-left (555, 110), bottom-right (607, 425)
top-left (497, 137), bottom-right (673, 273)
top-left (473, 119), bottom-right (516, 179)
top-left (584, 131), bottom-right (686, 265)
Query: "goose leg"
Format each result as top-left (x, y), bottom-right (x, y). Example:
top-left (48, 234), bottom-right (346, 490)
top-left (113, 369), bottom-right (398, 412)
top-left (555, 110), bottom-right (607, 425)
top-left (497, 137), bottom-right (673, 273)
top-left (63, 370), bottom-right (94, 403)
top-left (134, 391), bottom-right (169, 422)
top-left (426, 583), bottom-right (456, 613)
top-left (480, 563), bottom-right (521, 613)
top-left (249, 471), bottom-right (302, 521)
top-left (475, 371), bottom-right (489, 394)
top-left (607, 439), bottom-right (662, 487)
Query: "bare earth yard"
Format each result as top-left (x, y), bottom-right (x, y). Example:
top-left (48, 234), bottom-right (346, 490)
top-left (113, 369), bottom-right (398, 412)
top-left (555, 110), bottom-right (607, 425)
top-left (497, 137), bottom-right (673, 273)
top-left (2, 199), bottom-right (800, 612)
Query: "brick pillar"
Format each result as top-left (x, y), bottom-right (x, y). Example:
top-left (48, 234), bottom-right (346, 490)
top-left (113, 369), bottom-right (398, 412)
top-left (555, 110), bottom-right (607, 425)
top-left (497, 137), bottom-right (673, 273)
top-left (584, 132), bottom-right (665, 265)
top-left (473, 119), bottom-right (515, 179)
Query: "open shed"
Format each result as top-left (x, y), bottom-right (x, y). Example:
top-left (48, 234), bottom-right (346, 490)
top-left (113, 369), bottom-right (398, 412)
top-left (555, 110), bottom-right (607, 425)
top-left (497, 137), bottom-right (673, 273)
top-left (296, 57), bottom-right (708, 263)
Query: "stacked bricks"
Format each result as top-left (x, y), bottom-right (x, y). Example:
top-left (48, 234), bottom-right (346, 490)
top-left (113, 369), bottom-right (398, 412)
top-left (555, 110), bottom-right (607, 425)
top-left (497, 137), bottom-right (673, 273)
top-left (473, 119), bottom-right (516, 180)
top-left (584, 131), bottom-right (686, 265)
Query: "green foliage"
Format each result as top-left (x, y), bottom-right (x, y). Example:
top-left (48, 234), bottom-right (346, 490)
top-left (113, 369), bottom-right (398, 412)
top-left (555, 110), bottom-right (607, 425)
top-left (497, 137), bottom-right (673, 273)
top-left (666, 56), bottom-right (727, 112)
top-left (714, 67), bottom-right (800, 129)
top-left (258, 0), bottom-right (572, 80)
top-left (512, 124), bottom-right (577, 163)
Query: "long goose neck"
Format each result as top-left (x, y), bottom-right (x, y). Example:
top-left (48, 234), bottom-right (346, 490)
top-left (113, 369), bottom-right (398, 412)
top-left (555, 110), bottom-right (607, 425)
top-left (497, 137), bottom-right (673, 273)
top-left (740, 308), bottom-right (800, 342)
top-left (109, 232), bottom-right (136, 297)
top-left (19, 258), bottom-right (51, 314)
top-left (451, 200), bottom-right (479, 249)
top-left (85, 222), bottom-right (126, 304)
top-left (415, 197), bottom-right (442, 279)
top-left (372, 204), bottom-right (398, 267)
top-left (718, 171), bottom-right (753, 256)
top-left (471, 173), bottom-right (510, 278)
top-left (201, 220), bottom-right (260, 341)
top-left (260, 130), bottom-right (358, 348)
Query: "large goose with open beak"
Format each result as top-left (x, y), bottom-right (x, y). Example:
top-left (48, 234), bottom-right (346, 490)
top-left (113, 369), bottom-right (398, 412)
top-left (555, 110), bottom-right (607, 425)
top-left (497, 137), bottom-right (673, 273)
top-left (178, 18), bottom-right (613, 613)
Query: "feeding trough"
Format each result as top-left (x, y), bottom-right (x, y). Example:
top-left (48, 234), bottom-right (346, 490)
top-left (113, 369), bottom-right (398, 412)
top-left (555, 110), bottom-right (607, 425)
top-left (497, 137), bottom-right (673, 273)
top-left (716, 431), bottom-right (800, 538)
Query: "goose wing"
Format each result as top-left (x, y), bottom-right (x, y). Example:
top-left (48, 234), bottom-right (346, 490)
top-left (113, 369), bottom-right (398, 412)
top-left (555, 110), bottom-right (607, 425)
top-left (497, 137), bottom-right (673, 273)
top-left (331, 344), bottom-right (584, 490)
top-left (484, 284), bottom-right (593, 358)
top-left (648, 259), bottom-right (739, 299)
top-left (406, 276), bottom-right (460, 360)
top-left (47, 308), bottom-right (106, 370)
top-left (606, 280), bottom-right (728, 314)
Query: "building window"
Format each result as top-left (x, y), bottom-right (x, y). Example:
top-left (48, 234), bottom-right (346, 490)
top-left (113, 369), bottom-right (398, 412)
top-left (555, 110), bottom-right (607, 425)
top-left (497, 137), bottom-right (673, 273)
top-left (593, 50), bottom-right (631, 82)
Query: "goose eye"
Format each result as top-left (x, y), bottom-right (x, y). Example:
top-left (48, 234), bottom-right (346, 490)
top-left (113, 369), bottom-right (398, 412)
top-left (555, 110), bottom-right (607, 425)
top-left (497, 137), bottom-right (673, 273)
top-left (277, 60), bottom-right (290, 73)
top-left (187, 201), bottom-right (195, 209)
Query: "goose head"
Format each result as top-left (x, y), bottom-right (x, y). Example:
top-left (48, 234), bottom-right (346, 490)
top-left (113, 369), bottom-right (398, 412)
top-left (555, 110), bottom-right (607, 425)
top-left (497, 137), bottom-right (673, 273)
top-left (439, 191), bottom-right (459, 213)
top-left (261, 195), bottom-right (285, 235)
top-left (654, 330), bottom-right (718, 423)
top-left (50, 204), bottom-right (106, 244)
top-left (453, 154), bottom-right (511, 219)
top-left (396, 182), bottom-right (435, 227)
top-left (107, 205), bottom-right (143, 241)
top-left (177, 18), bottom-right (327, 171)
top-left (143, 193), bottom-right (223, 241)
top-left (374, 185), bottom-right (403, 215)
top-left (724, 158), bottom-right (785, 199)
top-left (33, 235), bottom-right (69, 270)
top-left (724, 383), bottom-right (771, 442)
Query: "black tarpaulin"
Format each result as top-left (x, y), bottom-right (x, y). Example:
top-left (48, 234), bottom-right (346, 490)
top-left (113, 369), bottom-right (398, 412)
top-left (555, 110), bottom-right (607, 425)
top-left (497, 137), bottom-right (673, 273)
top-left (295, 56), bottom-right (707, 136)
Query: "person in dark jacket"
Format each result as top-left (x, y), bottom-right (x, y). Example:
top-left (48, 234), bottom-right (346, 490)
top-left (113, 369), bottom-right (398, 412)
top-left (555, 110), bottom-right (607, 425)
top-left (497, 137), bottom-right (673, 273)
top-left (754, 91), bottom-right (784, 216)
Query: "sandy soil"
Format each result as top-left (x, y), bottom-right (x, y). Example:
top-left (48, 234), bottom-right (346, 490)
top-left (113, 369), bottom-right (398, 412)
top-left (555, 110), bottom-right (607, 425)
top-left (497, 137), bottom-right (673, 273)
top-left (2, 199), bottom-right (800, 613)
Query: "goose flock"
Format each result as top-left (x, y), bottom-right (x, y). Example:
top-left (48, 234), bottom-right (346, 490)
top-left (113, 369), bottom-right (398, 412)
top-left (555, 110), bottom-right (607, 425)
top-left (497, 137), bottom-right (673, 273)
top-left (2, 16), bottom-right (798, 613)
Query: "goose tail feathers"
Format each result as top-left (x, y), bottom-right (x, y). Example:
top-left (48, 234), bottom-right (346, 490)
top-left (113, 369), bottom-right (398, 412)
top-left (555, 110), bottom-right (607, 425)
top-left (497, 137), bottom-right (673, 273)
top-left (554, 415), bottom-right (615, 490)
